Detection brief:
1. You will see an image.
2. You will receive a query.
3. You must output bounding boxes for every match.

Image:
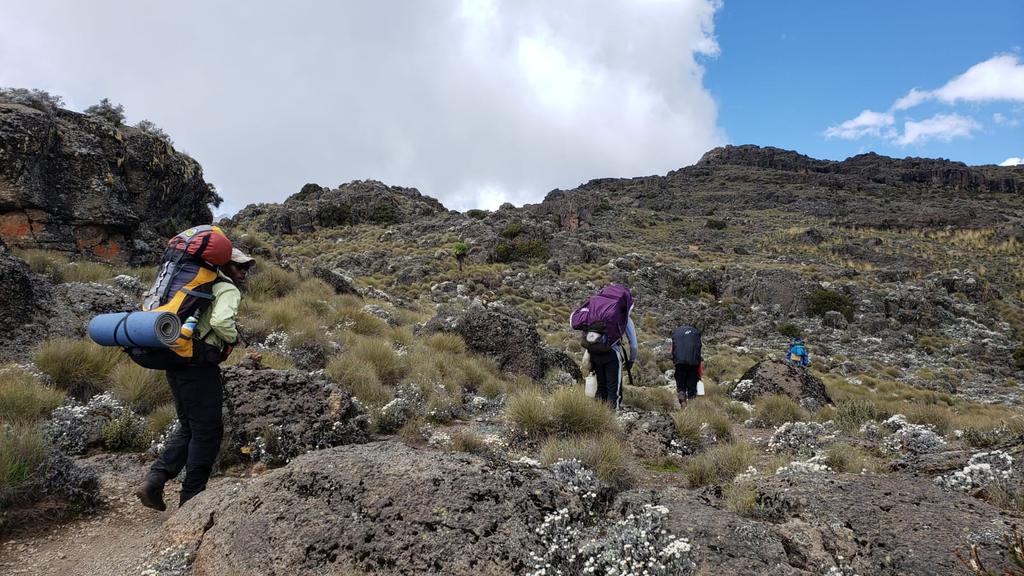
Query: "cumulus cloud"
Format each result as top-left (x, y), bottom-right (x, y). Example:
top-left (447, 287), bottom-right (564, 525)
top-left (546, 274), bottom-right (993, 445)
top-left (827, 54), bottom-right (1024, 144)
top-left (0, 0), bottom-right (725, 212)
top-left (894, 113), bottom-right (980, 146)
top-left (824, 109), bottom-right (894, 140)
top-left (1000, 157), bottom-right (1022, 166)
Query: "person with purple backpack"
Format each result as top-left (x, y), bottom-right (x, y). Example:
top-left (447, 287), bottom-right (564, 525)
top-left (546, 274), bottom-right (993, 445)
top-left (570, 285), bottom-right (639, 409)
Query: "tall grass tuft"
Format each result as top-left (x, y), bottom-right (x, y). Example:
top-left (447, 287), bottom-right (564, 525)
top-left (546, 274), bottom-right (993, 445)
top-left (683, 442), bottom-right (755, 487)
top-left (247, 265), bottom-right (300, 300)
top-left (540, 434), bottom-right (636, 489)
top-left (327, 356), bottom-right (394, 408)
top-left (108, 363), bottom-right (170, 414)
top-left (0, 366), bottom-right (66, 423)
top-left (0, 423), bottom-right (50, 508)
top-left (34, 338), bottom-right (123, 399)
top-left (751, 395), bottom-right (808, 428)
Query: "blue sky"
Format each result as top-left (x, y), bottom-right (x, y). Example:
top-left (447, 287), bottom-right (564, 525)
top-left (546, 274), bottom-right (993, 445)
top-left (707, 0), bottom-right (1024, 166)
top-left (0, 1), bottom-right (1021, 213)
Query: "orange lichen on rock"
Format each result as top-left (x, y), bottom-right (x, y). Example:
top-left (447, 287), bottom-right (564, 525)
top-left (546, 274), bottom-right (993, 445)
top-left (0, 212), bottom-right (33, 238)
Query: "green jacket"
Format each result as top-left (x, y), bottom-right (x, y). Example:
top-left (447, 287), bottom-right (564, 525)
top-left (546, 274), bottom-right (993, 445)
top-left (196, 274), bottom-right (241, 349)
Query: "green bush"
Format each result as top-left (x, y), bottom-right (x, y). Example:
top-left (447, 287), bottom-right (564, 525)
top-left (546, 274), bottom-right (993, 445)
top-left (495, 239), bottom-right (549, 263)
top-left (317, 202), bottom-right (351, 227)
top-left (0, 423), bottom-right (50, 508)
top-left (777, 322), bottom-right (801, 338)
top-left (751, 395), bottom-right (808, 427)
top-left (34, 338), bottom-right (122, 399)
top-left (101, 411), bottom-right (147, 452)
top-left (683, 442), bottom-right (754, 487)
top-left (84, 98), bottom-right (125, 126)
top-left (705, 219), bottom-right (728, 230)
top-left (806, 289), bottom-right (854, 320)
top-left (108, 363), bottom-right (170, 414)
top-left (1014, 346), bottom-right (1024, 370)
top-left (540, 434), bottom-right (636, 490)
top-left (500, 222), bottom-right (523, 239)
top-left (465, 209), bottom-right (488, 220)
top-left (0, 367), bottom-right (65, 423)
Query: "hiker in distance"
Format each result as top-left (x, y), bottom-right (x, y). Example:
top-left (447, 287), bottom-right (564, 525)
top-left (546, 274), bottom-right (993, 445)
top-left (671, 324), bottom-right (703, 406)
top-left (785, 336), bottom-right (811, 367)
top-left (570, 284), bottom-right (638, 410)
top-left (135, 246), bottom-right (255, 511)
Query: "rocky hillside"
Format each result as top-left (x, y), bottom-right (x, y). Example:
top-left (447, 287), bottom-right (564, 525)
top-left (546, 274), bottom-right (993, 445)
top-left (0, 99), bottom-right (220, 264)
top-left (3, 112), bottom-right (1024, 575)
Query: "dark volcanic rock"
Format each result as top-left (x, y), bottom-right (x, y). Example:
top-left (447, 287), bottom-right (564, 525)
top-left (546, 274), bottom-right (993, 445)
top-left (424, 300), bottom-right (579, 380)
top-left (221, 363), bottom-right (368, 464)
top-left (0, 101), bottom-right (221, 263)
top-left (0, 239), bottom-right (36, 329)
top-left (731, 360), bottom-right (832, 410)
top-left (310, 265), bottom-right (359, 295)
top-left (621, 472), bottom-right (1018, 575)
top-left (159, 441), bottom-right (575, 576)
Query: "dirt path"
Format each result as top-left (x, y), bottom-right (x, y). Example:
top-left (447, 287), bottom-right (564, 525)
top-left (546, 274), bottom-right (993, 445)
top-left (0, 454), bottom-right (231, 576)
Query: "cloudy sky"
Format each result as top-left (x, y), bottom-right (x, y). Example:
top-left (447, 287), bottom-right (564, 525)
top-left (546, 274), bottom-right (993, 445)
top-left (0, 1), bottom-right (1021, 215)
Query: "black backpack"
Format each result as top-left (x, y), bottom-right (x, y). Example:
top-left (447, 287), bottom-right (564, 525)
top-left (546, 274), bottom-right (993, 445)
top-left (671, 325), bottom-right (702, 365)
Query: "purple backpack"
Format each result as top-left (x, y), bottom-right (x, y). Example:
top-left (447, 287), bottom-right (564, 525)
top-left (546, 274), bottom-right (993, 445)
top-left (570, 285), bottom-right (633, 353)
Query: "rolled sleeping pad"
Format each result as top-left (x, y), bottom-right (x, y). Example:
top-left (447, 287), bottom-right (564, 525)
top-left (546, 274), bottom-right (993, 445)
top-left (88, 311), bottom-right (182, 349)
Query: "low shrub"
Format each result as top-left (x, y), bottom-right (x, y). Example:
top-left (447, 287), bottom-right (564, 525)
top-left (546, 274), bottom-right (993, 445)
top-left (101, 411), bottom-right (148, 452)
top-left (705, 218), bottom-right (728, 230)
top-left (0, 366), bottom-right (65, 423)
top-left (539, 434), bottom-right (636, 490)
top-left (34, 338), bottom-right (122, 399)
top-left (494, 239), bottom-right (549, 263)
top-left (108, 363), bottom-right (170, 414)
top-left (451, 429), bottom-right (489, 454)
top-left (777, 322), bottom-right (801, 338)
top-left (806, 289), bottom-right (853, 320)
top-left (751, 395), bottom-right (808, 428)
top-left (684, 442), bottom-right (755, 487)
top-left (823, 442), bottom-right (871, 473)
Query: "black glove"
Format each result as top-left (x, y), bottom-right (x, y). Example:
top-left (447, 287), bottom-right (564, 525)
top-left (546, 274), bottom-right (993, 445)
top-left (625, 359), bottom-right (634, 371)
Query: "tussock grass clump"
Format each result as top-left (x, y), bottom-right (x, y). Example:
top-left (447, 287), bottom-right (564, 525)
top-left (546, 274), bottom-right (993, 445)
top-left (703, 348), bottom-right (756, 384)
top-left (108, 363), bottom-right (170, 414)
top-left (623, 385), bottom-right (677, 413)
top-left (349, 337), bottom-right (407, 387)
top-left (751, 395), bottom-right (808, 428)
top-left (247, 265), bottom-right (301, 300)
top-left (905, 403), bottom-right (954, 436)
top-left (833, 398), bottom-right (894, 432)
top-left (15, 249), bottom-right (113, 284)
top-left (0, 366), bottom-right (65, 423)
top-left (684, 442), bottom-right (755, 487)
top-left (723, 481), bottom-right (758, 515)
top-left (673, 399), bottom-right (733, 447)
top-left (823, 442), bottom-right (872, 473)
top-left (327, 356), bottom-right (393, 408)
top-left (145, 403), bottom-right (177, 440)
top-left (451, 429), bottom-right (489, 454)
top-left (540, 434), bottom-right (636, 489)
top-left (426, 333), bottom-right (467, 355)
top-left (0, 423), bottom-right (49, 507)
top-left (34, 338), bottom-right (123, 399)
top-left (549, 387), bottom-right (619, 436)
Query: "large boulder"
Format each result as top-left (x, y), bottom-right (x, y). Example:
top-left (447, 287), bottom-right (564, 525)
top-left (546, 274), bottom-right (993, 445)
top-left (619, 472), bottom-right (1017, 575)
top-left (424, 300), bottom-right (579, 381)
top-left (0, 100), bottom-right (221, 263)
top-left (156, 441), bottom-right (577, 575)
top-left (731, 360), bottom-right (832, 410)
top-left (220, 361), bottom-right (369, 464)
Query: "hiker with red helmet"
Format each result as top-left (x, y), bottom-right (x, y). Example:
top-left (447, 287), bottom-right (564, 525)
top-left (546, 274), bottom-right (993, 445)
top-left (570, 284), bottom-right (638, 409)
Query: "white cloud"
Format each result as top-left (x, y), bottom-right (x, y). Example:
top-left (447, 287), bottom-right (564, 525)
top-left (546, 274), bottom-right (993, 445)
top-left (892, 88), bottom-right (930, 111)
top-left (895, 113), bottom-right (980, 146)
top-left (0, 0), bottom-right (725, 212)
top-left (1000, 157), bottom-right (1022, 166)
top-left (824, 109), bottom-right (895, 139)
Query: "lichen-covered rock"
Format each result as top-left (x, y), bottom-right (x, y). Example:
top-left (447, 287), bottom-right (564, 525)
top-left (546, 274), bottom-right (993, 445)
top-left (621, 411), bottom-right (677, 460)
top-left (221, 365), bottom-right (369, 464)
top-left (881, 419), bottom-right (947, 456)
top-left (936, 450), bottom-right (1014, 492)
top-left (156, 441), bottom-right (582, 575)
top-left (43, 392), bottom-right (133, 455)
top-left (0, 101), bottom-right (220, 263)
top-left (310, 265), bottom-right (359, 295)
top-left (767, 421), bottom-right (836, 454)
top-left (730, 360), bottom-right (832, 410)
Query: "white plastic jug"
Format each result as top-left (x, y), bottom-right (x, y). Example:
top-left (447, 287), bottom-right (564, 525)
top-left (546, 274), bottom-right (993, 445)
top-left (585, 374), bottom-right (598, 398)
top-left (696, 380), bottom-right (705, 396)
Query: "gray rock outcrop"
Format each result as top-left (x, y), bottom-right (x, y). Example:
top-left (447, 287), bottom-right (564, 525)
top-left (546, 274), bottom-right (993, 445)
top-left (731, 360), bottom-right (832, 410)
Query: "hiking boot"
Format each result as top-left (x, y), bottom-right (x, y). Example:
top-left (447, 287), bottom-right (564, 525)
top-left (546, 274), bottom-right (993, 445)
top-left (134, 473), bottom-right (167, 511)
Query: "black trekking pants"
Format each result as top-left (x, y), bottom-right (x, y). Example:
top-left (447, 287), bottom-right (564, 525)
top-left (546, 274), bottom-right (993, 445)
top-left (674, 363), bottom-right (700, 400)
top-left (149, 363), bottom-right (223, 505)
top-left (591, 349), bottom-right (622, 409)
